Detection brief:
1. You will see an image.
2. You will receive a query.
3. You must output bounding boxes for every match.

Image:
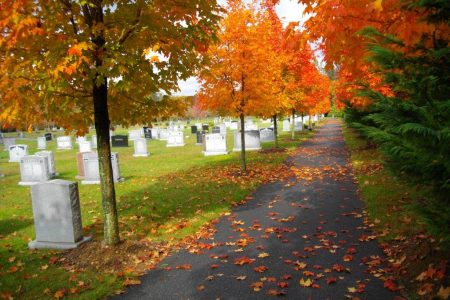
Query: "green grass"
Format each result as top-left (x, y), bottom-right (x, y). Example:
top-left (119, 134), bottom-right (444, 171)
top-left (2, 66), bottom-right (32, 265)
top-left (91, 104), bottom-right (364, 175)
top-left (0, 121), bottom-right (314, 299)
top-left (342, 125), bottom-right (450, 245)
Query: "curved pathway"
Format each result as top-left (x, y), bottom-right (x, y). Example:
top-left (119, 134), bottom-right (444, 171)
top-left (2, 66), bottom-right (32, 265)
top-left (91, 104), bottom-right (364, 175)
top-left (115, 120), bottom-right (396, 300)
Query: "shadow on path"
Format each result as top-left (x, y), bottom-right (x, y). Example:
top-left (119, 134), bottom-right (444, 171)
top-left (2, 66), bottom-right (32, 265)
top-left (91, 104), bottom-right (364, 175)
top-left (113, 120), bottom-right (397, 300)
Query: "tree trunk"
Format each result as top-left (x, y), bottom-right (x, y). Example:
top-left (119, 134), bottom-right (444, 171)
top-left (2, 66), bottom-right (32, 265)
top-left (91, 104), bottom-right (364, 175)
top-left (92, 6), bottom-right (120, 246)
top-left (273, 114), bottom-right (278, 148)
top-left (240, 113), bottom-right (246, 172)
top-left (291, 108), bottom-right (295, 139)
top-left (309, 114), bottom-right (312, 130)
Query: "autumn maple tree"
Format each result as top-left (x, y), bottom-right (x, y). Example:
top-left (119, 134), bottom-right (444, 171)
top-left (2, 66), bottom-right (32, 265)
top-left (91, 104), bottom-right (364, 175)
top-left (0, 0), bottom-right (220, 245)
top-left (198, 0), bottom-right (283, 171)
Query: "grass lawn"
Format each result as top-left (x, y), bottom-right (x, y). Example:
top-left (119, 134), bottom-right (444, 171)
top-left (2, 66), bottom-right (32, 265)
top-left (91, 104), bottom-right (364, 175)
top-left (342, 124), bottom-right (449, 299)
top-left (0, 121), bottom-right (315, 299)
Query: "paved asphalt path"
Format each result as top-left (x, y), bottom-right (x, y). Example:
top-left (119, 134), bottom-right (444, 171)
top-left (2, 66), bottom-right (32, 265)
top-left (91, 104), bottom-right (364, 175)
top-left (115, 120), bottom-right (397, 300)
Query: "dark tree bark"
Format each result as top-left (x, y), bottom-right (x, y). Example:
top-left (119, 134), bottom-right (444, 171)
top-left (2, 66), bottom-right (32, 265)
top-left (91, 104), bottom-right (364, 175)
top-left (291, 108), bottom-right (296, 139)
top-left (273, 113), bottom-right (278, 148)
top-left (91, 3), bottom-right (120, 246)
top-left (239, 113), bottom-right (246, 172)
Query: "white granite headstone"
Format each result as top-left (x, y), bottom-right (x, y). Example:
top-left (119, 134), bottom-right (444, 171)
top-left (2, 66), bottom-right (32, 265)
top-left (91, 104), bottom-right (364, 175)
top-left (203, 133), bottom-right (227, 156)
top-left (8, 144), bottom-right (28, 162)
top-left (129, 129), bottom-right (143, 141)
top-left (78, 141), bottom-right (92, 153)
top-left (37, 137), bottom-right (47, 150)
top-left (28, 179), bottom-right (91, 249)
top-left (260, 128), bottom-right (275, 142)
top-left (57, 136), bottom-right (72, 150)
top-left (166, 131), bottom-right (184, 147)
top-left (19, 155), bottom-right (50, 185)
top-left (35, 151), bottom-right (56, 177)
top-left (133, 138), bottom-right (149, 157)
top-left (233, 131), bottom-right (261, 151)
top-left (159, 129), bottom-right (169, 141)
top-left (230, 122), bottom-right (239, 131)
top-left (81, 152), bottom-right (123, 184)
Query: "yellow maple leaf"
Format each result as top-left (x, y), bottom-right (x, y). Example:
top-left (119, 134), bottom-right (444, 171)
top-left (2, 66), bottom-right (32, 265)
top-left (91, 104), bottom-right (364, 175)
top-left (373, 0), bottom-right (383, 11)
top-left (299, 277), bottom-right (312, 287)
top-left (437, 286), bottom-right (450, 300)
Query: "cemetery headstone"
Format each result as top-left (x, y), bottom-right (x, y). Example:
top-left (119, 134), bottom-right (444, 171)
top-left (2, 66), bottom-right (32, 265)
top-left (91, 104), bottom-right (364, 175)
top-left (78, 141), bottom-right (92, 153)
top-left (282, 120), bottom-right (290, 132)
top-left (218, 124), bottom-right (227, 134)
top-left (57, 136), bottom-right (72, 150)
top-left (294, 122), bottom-right (303, 131)
top-left (202, 124), bottom-right (209, 131)
top-left (133, 138), bottom-right (149, 157)
top-left (195, 123), bottom-right (202, 130)
top-left (18, 155), bottom-right (51, 185)
top-left (35, 151), bottom-right (56, 177)
top-left (82, 152), bottom-right (123, 184)
top-left (111, 135), bottom-right (129, 147)
top-left (3, 137), bottom-right (16, 150)
top-left (143, 127), bottom-right (152, 139)
top-left (44, 133), bottom-right (52, 141)
top-left (233, 130), bottom-right (261, 151)
top-left (8, 144), bottom-right (28, 162)
top-left (91, 135), bottom-right (97, 148)
top-left (260, 128), bottom-right (275, 142)
top-left (191, 126), bottom-right (198, 134)
top-left (196, 131), bottom-right (205, 145)
top-left (211, 126), bottom-right (221, 134)
top-left (166, 131), bottom-right (185, 147)
top-left (203, 133), bottom-right (227, 156)
top-left (129, 129), bottom-right (143, 141)
top-left (159, 129), bottom-right (169, 141)
top-left (28, 180), bottom-right (91, 249)
top-left (230, 121), bottom-right (239, 130)
top-left (76, 136), bottom-right (87, 144)
top-left (75, 152), bottom-right (87, 179)
top-left (150, 128), bottom-right (160, 140)
top-left (37, 137), bottom-right (47, 149)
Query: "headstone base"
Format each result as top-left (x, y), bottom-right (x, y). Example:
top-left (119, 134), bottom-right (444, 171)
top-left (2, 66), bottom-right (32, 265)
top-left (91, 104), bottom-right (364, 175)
top-left (28, 236), bottom-right (92, 250)
top-left (133, 153), bottom-right (149, 157)
top-left (203, 151), bottom-right (228, 156)
top-left (166, 144), bottom-right (185, 147)
top-left (81, 177), bottom-right (124, 185)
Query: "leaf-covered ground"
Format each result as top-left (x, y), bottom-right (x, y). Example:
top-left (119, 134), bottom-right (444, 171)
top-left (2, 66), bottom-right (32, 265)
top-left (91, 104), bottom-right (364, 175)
top-left (0, 122), bottom-right (313, 299)
top-left (114, 120), bottom-right (407, 299)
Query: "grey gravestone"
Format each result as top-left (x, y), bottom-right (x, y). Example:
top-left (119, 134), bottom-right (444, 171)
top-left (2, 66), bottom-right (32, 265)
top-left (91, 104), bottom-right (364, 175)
top-left (203, 133), bottom-right (227, 156)
top-left (233, 130), bottom-right (261, 151)
top-left (133, 138), bottom-right (149, 157)
top-left (230, 121), bottom-right (239, 131)
top-left (294, 122), bottom-right (303, 131)
top-left (150, 128), bottom-right (160, 140)
top-left (196, 131), bottom-right (205, 145)
top-left (57, 136), bottom-right (72, 149)
top-left (111, 135), bottom-right (128, 147)
top-left (28, 180), bottom-right (91, 249)
top-left (37, 137), bottom-right (47, 150)
top-left (191, 126), bottom-right (197, 134)
top-left (211, 126), bottom-right (221, 134)
top-left (3, 138), bottom-right (16, 150)
top-left (218, 124), bottom-right (227, 134)
top-left (260, 128), bottom-right (275, 142)
top-left (195, 123), bottom-right (202, 130)
top-left (35, 151), bottom-right (56, 177)
top-left (166, 131), bottom-right (184, 147)
top-left (82, 152), bottom-right (123, 184)
top-left (9, 144), bottom-right (28, 162)
top-left (44, 133), bottom-right (52, 141)
top-left (76, 136), bottom-right (87, 144)
top-left (19, 155), bottom-right (51, 185)
top-left (245, 122), bottom-right (258, 131)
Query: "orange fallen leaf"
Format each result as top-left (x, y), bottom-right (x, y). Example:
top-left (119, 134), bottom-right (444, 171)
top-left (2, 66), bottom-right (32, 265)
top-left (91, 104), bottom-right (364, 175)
top-left (176, 264), bottom-right (192, 270)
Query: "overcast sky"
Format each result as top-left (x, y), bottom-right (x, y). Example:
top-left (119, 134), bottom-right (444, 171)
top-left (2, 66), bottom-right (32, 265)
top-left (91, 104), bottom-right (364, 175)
top-left (174, 0), bottom-right (307, 96)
